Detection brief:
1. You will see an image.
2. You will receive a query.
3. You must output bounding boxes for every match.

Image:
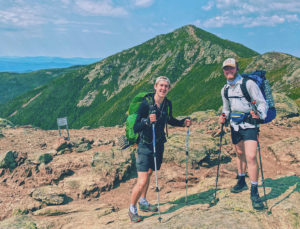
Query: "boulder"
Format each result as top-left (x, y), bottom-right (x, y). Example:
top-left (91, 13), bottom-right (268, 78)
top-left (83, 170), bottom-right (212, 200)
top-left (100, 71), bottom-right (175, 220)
top-left (273, 93), bottom-right (299, 119)
top-left (164, 131), bottom-right (219, 167)
top-left (0, 216), bottom-right (37, 229)
top-left (38, 153), bottom-right (53, 165)
top-left (0, 118), bottom-right (14, 129)
top-left (268, 137), bottom-right (300, 165)
top-left (31, 186), bottom-right (67, 205)
top-left (0, 151), bottom-right (18, 170)
top-left (91, 147), bottom-right (136, 187)
top-left (76, 143), bottom-right (91, 153)
top-left (53, 137), bottom-right (72, 152)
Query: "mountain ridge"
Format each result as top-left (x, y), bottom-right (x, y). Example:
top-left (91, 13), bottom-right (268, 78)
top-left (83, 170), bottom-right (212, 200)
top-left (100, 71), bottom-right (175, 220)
top-left (0, 25), bottom-right (299, 129)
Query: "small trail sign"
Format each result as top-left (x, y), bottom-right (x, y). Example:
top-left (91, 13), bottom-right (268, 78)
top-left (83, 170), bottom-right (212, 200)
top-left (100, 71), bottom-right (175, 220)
top-left (57, 117), bottom-right (70, 140)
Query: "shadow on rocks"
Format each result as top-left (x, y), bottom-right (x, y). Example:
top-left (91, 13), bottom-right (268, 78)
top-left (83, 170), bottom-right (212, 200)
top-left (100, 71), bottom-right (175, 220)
top-left (263, 175), bottom-right (300, 213)
top-left (144, 188), bottom-right (217, 219)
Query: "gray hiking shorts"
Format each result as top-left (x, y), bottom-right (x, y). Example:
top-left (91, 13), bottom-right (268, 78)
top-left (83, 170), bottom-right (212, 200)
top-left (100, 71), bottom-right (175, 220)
top-left (231, 127), bottom-right (259, 145)
top-left (136, 142), bottom-right (164, 172)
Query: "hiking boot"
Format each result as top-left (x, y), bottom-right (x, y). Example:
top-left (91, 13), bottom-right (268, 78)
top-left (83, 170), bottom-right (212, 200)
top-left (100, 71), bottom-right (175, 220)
top-left (251, 185), bottom-right (265, 210)
top-left (231, 176), bottom-right (248, 193)
top-left (139, 202), bottom-right (158, 212)
top-left (128, 209), bottom-right (143, 223)
top-left (251, 193), bottom-right (265, 210)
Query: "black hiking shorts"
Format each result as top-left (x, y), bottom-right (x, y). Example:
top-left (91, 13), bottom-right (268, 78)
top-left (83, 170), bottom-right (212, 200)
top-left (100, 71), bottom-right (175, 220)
top-left (136, 142), bottom-right (164, 172)
top-left (231, 127), bottom-right (259, 145)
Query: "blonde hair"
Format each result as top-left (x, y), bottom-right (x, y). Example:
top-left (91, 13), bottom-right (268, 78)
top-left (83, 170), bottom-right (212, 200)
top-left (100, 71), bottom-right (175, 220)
top-left (155, 76), bottom-right (170, 88)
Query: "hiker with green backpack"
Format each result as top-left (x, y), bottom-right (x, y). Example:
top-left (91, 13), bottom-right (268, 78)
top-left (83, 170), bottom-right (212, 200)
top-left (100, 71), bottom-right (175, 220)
top-left (219, 58), bottom-right (275, 210)
top-left (128, 76), bottom-right (191, 223)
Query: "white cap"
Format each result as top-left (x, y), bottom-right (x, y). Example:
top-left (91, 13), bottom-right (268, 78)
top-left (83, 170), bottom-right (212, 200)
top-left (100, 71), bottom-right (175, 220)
top-left (222, 58), bottom-right (237, 68)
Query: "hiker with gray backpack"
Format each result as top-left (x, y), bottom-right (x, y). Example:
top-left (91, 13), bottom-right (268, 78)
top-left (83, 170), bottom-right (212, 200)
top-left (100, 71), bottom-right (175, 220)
top-left (219, 58), bottom-right (276, 210)
top-left (128, 76), bottom-right (191, 223)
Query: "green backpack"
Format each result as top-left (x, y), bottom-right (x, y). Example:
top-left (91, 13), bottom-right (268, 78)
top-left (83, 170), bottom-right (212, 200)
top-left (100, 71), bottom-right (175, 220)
top-left (125, 92), bottom-right (170, 144)
top-left (126, 92), bottom-right (153, 144)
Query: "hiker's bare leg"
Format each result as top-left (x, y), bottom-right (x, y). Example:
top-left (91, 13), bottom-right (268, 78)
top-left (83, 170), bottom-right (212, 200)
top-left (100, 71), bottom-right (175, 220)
top-left (140, 169), bottom-right (153, 199)
top-left (234, 141), bottom-right (247, 174)
top-left (244, 140), bottom-right (258, 182)
top-left (131, 171), bottom-right (149, 205)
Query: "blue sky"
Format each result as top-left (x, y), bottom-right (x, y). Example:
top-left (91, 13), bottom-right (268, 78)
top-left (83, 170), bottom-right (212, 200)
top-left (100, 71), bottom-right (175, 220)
top-left (1, 0), bottom-right (300, 58)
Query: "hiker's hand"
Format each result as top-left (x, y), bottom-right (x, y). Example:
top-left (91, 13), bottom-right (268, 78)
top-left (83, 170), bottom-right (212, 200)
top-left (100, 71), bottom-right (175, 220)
top-left (250, 110), bottom-right (260, 119)
top-left (219, 115), bottom-right (226, 124)
top-left (185, 118), bottom-right (191, 127)
top-left (149, 114), bottom-right (156, 124)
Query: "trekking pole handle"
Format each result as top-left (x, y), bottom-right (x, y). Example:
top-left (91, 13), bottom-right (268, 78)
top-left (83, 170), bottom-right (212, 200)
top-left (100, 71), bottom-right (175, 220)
top-left (221, 113), bottom-right (226, 126)
top-left (251, 100), bottom-right (259, 126)
top-left (149, 105), bottom-right (156, 124)
top-left (251, 100), bottom-right (258, 114)
top-left (186, 116), bottom-right (191, 127)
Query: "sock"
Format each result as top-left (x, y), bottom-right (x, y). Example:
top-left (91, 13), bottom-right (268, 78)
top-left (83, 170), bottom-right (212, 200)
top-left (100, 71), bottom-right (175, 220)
top-left (139, 197), bottom-right (149, 205)
top-left (130, 204), bottom-right (137, 214)
top-left (239, 173), bottom-right (246, 177)
top-left (251, 181), bottom-right (258, 186)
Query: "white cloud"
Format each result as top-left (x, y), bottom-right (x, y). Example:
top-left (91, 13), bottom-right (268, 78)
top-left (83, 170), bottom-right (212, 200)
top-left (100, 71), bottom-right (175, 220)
top-left (0, 7), bottom-right (46, 27)
top-left (245, 15), bottom-right (285, 27)
top-left (202, 1), bottom-right (214, 11)
top-left (75, 0), bottom-right (128, 16)
top-left (196, 14), bottom-right (297, 28)
top-left (95, 29), bottom-right (112, 34)
top-left (198, 0), bottom-right (300, 28)
top-left (215, 0), bottom-right (300, 14)
top-left (134, 0), bottom-right (154, 8)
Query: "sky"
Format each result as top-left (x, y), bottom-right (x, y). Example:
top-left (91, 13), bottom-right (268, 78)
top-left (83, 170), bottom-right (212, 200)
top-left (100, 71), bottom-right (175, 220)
top-left (0, 0), bottom-right (300, 58)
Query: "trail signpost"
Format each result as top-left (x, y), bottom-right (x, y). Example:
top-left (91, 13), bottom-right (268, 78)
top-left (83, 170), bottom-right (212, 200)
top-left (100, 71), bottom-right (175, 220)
top-left (57, 117), bottom-right (70, 140)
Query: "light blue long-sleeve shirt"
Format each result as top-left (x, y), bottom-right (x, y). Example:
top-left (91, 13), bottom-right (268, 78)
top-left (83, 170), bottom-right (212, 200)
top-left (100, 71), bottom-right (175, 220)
top-left (221, 74), bottom-right (268, 131)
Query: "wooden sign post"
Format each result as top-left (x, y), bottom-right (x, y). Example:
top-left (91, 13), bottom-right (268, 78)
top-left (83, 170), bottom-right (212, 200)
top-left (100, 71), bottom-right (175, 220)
top-left (57, 117), bottom-right (70, 140)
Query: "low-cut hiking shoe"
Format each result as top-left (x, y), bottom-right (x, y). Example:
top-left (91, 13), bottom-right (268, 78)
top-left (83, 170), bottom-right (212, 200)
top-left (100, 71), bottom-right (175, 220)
top-left (139, 202), bottom-right (158, 212)
top-left (231, 177), bottom-right (248, 193)
top-left (251, 194), bottom-right (265, 210)
top-left (128, 210), bottom-right (142, 223)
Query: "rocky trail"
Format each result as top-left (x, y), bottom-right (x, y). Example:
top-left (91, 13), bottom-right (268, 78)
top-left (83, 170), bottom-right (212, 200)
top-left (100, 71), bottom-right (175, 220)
top-left (0, 110), bottom-right (299, 228)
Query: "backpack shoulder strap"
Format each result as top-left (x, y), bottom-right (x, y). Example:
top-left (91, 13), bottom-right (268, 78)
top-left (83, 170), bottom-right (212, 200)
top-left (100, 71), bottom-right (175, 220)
top-left (144, 93), bottom-right (154, 109)
top-left (224, 85), bottom-right (229, 101)
top-left (165, 98), bottom-right (171, 116)
top-left (164, 98), bottom-right (171, 138)
top-left (240, 77), bottom-right (252, 103)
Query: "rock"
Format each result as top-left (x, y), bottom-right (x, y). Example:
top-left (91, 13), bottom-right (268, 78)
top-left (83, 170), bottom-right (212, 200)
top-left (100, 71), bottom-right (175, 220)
top-left (273, 93), bottom-right (299, 119)
top-left (0, 130), bottom-right (4, 138)
top-left (64, 177), bottom-right (100, 199)
top-left (76, 143), bottom-right (91, 153)
top-left (0, 118), bottom-right (14, 129)
top-left (98, 139), bottom-right (115, 146)
top-left (33, 208), bottom-right (69, 216)
top-left (53, 137), bottom-right (72, 152)
top-left (268, 137), bottom-right (300, 165)
top-left (38, 153), bottom-right (53, 165)
top-left (164, 132), bottom-right (219, 167)
top-left (0, 151), bottom-right (18, 170)
top-left (91, 147), bottom-right (136, 188)
top-left (31, 186), bottom-right (67, 205)
top-left (0, 216), bottom-right (37, 229)
top-left (39, 143), bottom-right (47, 149)
top-left (12, 198), bottom-right (42, 216)
top-left (81, 126), bottom-right (91, 130)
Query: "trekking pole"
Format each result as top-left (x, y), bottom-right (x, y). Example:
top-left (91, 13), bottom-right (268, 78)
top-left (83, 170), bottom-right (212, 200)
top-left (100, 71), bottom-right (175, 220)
top-left (151, 107), bottom-right (162, 223)
top-left (211, 113), bottom-right (225, 206)
top-left (251, 101), bottom-right (268, 210)
top-left (185, 117), bottom-right (190, 205)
